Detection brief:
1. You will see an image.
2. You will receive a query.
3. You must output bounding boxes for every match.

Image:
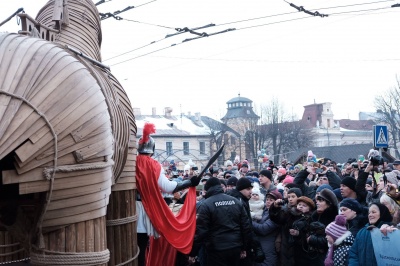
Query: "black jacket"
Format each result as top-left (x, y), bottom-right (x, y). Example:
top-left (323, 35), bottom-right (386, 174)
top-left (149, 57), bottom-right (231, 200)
top-left (294, 169), bottom-right (342, 199)
top-left (190, 185), bottom-right (252, 256)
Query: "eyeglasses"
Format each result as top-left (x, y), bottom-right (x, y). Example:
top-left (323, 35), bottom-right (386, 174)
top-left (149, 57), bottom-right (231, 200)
top-left (251, 194), bottom-right (259, 196)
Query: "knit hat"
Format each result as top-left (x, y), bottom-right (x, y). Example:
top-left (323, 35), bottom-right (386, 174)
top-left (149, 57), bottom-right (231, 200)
top-left (384, 171), bottom-right (398, 185)
top-left (341, 177), bottom-right (357, 192)
top-left (267, 190), bottom-right (283, 200)
top-left (325, 215), bottom-right (347, 241)
top-left (333, 188), bottom-right (343, 202)
top-left (294, 164), bottom-right (303, 170)
top-left (259, 169), bottom-right (273, 180)
top-left (340, 198), bottom-right (362, 214)
top-left (251, 172), bottom-right (259, 178)
top-left (297, 196), bottom-right (315, 209)
top-left (316, 184), bottom-right (333, 193)
top-left (225, 160), bottom-right (233, 167)
top-left (287, 187), bottom-right (302, 197)
top-left (371, 203), bottom-right (393, 224)
top-left (318, 188), bottom-right (339, 208)
top-left (226, 176), bottom-right (238, 186)
top-left (236, 177), bottom-right (253, 191)
top-left (278, 168), bottom-right (287, 175)
top-left (219, 179), bottom-right (227, 187)
top-left (251, 183), bottom-right (265, 201)
top-left (282, 176), bottom-right (293, 185)
top-left (223, 171), bottom-right (233, 179)
top-left (204, 177), bottom-right (221, 191)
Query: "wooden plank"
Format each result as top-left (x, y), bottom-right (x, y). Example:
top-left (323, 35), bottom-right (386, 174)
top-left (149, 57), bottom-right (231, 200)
top-left (16, 131), bottom-right (113, 173)
top-left (111, 183), bottom-right (136, 192)
top-left (52, 0), bottom-right (64, 21)
top-left (106, 194), bottom-right (115, 266)
top-left (117, 171), bottom-right (134, 179)
top-left (45, 198), bottom-right (109, 220)
top-left (15, 88), bottom-right (106, 163)
top-left (65, 223), bottom-right (76, 252)
top-left (3, 166), bottom-right (105, 184)
top-left (19, 167), bottom-right (112, 194)
top-left (70, 112), bottom-right (109, 143)
top-left (93, 216), bottom-right (101, 252)
top-left (85, 219), bottom-right (94, 252)
top-left (42, 207), bottom-right (106, 228)
top-left (47, 187), bottom-right (111, 211)
top-left (115, 175), bottom-right (135, 184)
top-left (75, 221), bottom-right (86, 252)
top-left (48, 177), bottom-right (112, 201)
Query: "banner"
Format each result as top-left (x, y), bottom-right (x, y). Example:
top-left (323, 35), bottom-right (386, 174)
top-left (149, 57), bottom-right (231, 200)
top-left (371, 228), bottom-right (400, 266)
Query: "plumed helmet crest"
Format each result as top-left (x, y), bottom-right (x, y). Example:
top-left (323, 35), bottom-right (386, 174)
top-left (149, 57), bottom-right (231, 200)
top-left (139, 122), bottom-right (156, 144)
top-left (138, 122), bottom-right (156, 154)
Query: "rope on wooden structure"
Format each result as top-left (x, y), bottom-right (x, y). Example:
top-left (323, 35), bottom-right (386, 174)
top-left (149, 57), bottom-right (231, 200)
top-left (0, 243), bottom-right (20, 248)
top-left (0, 248), bottom-right (24, 257)
top-left (0, 257), bottom-right (30, 265)
top-left (106, 214), bottom-right (137, 227)
top-left (43, 160), bottom-right (115, 179)
top-left (30, 249), bottom-right (110, 265)
top-left (0, 242), bottom-right (24, 257)
top-left (115, 247), bottom-right (140, 266)
top-left (0, 91), bottom-right (58, 249)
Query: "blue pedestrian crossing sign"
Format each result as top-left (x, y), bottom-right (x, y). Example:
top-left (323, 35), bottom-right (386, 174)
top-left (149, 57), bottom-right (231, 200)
top-left (374, 125), bottom-right (388, 148)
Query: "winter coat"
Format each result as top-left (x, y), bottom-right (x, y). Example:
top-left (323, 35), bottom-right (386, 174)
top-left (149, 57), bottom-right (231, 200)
top-left (250, 199), bottom-right (265, 221)
top-left (269, 204), bottom-right (304, 266)
top-left (190, 185), bottom-right (252, 256)
top-left (311, 205), bottom-right (338, 227)
top-left (252, 209), bottom-right (280, 266)
top-left (227, 188), bottom-right (258, 265)
top-left (348, 221), bottom-right (391, 266)
top-left (347, 214), bottom-right (368, 238)
top-left (332, 231), bottom-right (354, 266)
top-left (294, 170), bottom-right (342, 200)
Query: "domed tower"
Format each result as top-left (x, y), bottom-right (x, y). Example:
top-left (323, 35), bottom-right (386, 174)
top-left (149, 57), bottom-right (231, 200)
top-left (221, 94), bottom-right (259, 165)
top-left (221, 94), bottom-right (260, 132)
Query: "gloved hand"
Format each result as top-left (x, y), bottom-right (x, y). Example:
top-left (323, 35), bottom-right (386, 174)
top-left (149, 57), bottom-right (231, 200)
top-left (190, 175), bottom-right (201, 187)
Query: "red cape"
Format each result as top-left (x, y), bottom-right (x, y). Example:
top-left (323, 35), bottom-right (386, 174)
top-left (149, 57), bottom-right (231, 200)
top-left (136, 155), bottom-right (197, 266)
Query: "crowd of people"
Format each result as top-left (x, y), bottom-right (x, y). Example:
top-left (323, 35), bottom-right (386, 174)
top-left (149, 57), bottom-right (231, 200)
top-left (135, 124), bottom-right (400, 266)
top-left (163, 149), bottom-right (400, 266)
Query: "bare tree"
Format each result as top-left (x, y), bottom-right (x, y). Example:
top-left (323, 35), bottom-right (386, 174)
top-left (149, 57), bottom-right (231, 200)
top-left (248, 98), bottom-right (316, 167)
top-left (374, 76), bottom-right (400, 158)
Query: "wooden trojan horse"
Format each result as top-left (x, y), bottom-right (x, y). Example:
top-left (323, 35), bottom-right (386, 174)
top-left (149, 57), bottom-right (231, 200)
top-left (0, 0), bottom-right (138, 265)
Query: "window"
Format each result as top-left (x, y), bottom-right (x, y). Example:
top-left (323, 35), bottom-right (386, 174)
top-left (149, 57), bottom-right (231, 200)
top-left (199, 142), bottom-right (205, 155)
top-left (183, 142), bottom-right (189, 155)
top-left (230, 136), bottom-right (236, 145)
top-left (166, 142), bottom-right (173, 156)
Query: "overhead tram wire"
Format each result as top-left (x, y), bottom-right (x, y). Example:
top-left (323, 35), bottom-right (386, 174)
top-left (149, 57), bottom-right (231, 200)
top-left (99, 0), bottom-right (158, 20)
top-left (108, 1), bottom-right (398, 66)
top-left (103, 9), bottom-right (302, 62)
top-left (103, 23), bottom-right (216, 62)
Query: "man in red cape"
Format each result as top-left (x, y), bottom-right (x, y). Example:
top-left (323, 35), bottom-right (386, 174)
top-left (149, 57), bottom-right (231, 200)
top-left (135, 123), bottom-right (200, 266)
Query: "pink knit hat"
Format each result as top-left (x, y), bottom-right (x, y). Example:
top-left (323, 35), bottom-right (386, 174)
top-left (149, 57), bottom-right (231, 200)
top-left (278, 168), bottom-right (287, 175)
top-left (282, 176), bottom-right (293, 185)
top-left (325, 215), bottom-right (347, 241)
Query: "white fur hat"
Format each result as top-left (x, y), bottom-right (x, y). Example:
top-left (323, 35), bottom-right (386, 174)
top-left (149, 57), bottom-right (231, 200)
top-left (251, 183), bottom-right (265, 201)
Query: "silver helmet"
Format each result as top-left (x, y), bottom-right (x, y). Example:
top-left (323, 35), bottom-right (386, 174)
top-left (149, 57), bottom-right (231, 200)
top-left (138, 122), bottom-right (156, 154)
top-left (138, 136), bottom-right (155, 154)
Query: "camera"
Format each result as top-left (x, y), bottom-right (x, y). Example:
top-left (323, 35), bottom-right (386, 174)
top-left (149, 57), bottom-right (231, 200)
top-left (191, 166), bottom-right (198, 171)
top-left (370, 155), bottom-right (384, 166)
top-left (352, 163), bottom-right (359, 169)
